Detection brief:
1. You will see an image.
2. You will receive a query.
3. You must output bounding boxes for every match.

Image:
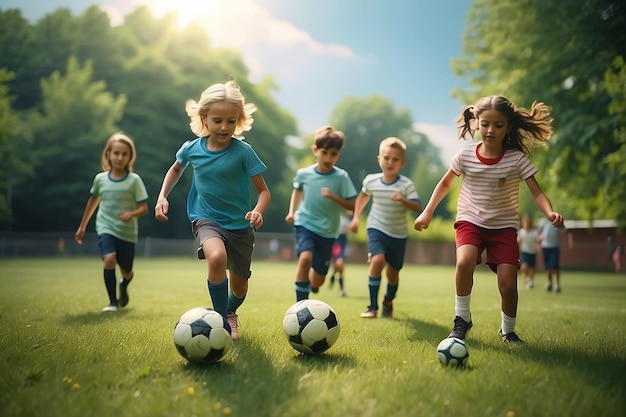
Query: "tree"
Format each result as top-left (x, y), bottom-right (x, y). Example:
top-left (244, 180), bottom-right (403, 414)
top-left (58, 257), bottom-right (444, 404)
top-left (328, 95), bottom-right (443, 190)
top-left (11, 57), bottom-right (126, 231)
top-left (1, 5), bottom-right (298, 235)
top-left (0, 69), bottom-right (31, 229)
top-left (452, 0), bottom-right (626, 225)
top-left (602, 56), bottom-right (626, 229)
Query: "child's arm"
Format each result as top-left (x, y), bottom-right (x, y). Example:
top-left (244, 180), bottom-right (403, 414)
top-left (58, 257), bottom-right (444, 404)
top-left (155, 161), bottom-right (185, 222)
top-left (320, 187), bottom-right (356, 211)
top-left (525, 176), bottom-right (563, 227)
top-left (119, 202), bottom-right (148, 222)
top-left (390, 192), bottom-right (422, 215)
top-left (348, 191), bottom-right (370, 233)
top-left (75, 195), bottom-right (100, 244)
top-left (285, 189), bottom-right (302, 224)
top-left (414, 169), bottom-right (456, 231)
top-left (246, 174), bottom-right (271, 230)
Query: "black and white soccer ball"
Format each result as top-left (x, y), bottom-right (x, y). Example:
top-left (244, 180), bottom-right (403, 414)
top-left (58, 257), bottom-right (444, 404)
top-left (437, 337), bottom-right (469, 367)
top-left (282, 299), bottom-right (340, 354)
top-left (173, 307), bottom-right (232, 364)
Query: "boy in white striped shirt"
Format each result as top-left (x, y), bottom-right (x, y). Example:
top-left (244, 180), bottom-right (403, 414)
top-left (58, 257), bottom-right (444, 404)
top-left (414, 96), bottom-right (563, 343)
top-left (349, 137), bottom-right (422, 318)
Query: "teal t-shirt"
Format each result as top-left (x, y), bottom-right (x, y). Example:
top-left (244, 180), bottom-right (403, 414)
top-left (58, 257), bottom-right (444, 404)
top-left (176, 137), bottom-right (267, 230)
top-left (90, 171), bottom-right (148, 243)
top-left (293, 165), bottom-right (357, 238)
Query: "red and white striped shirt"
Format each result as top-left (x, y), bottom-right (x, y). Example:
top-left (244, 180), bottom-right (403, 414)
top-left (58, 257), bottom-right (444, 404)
top-left (451, 143), bottom-right (537, 230)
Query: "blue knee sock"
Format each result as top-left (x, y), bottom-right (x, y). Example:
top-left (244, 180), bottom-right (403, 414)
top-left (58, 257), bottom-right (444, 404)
top-left (385, 283), bottom-right (398, 302)
top-left (103, 269), bottom-right (117, 305)
top-left (295, 281), bottom-right (310, 301)
top-left (368, 276), bottom-right (381, 309)
top-left (207, 279), bottom-right (228, 318)
top-left (227, 292), bottom-right (246, 314)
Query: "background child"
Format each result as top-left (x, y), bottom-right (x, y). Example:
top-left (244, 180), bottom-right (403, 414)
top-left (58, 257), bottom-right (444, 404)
top-left (155, 80), bottom-right (270, 340)
top-left (414, 96), bottom-right (563, 343)
top-left (285, 125), bottom-right (357, 301)
top-left (517, 214), bottom-right (538, 289)
top-left (329, 210), bottom-right (352, 297)
top-left (537, 218), bottom-right (564, 292)
top-left (75, 132), bottom-right (148, 312)
top-left (348, 137), bottom-right (421, 318)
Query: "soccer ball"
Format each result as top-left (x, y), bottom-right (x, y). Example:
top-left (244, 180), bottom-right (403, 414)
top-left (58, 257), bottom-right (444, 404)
top-left (282, 299), bottom-right (340, 354)
top-left (173, 307), bottom-right (232, 364)
top-left (437, 337), bottom-right (469, 367)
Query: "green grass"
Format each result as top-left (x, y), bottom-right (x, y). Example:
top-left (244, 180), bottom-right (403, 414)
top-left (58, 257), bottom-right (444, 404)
top-left (1, 258), bottom-right (624, 417)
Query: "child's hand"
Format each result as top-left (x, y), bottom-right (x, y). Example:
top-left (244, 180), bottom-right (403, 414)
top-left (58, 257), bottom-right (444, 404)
top-left (549, 212), bottom-right (564, 227)
top-left (285, 213), bottom-right (295, 224)
top-left (75, 229), bottom-right (85, 245)
top-left (320, 187), bottom-right (333, 198)
top-left (246, 211), bottom-right (264, 230)
top-left (155, 199), bottom-right (170, 222)
top-left (118, 211), bottom-right (132, 222)
top-left (348, 219), bottom-right (359, 233)
top-left (414, 212), bottom-right (432, 231)
top-left (390, 192), bottom-right (403, 201)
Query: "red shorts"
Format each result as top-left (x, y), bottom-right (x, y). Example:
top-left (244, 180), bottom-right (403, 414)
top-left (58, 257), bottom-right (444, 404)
top-left (455, 221), bottom-right (520, 273)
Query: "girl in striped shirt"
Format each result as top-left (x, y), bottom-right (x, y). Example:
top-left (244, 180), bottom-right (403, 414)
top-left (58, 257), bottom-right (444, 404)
top-left (414, 96), bottom-right (563, 343)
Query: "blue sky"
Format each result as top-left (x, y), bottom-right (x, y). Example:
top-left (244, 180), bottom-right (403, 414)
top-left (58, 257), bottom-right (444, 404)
top-left (1, 0), bottom-right (473, 161)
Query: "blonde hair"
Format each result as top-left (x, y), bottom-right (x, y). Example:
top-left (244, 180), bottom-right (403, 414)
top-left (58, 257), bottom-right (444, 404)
top-left (101, 132), bottom-right (137, 171)
top-left (379, 136), bottom-right (407, 157)
top-left (456, 96), bottom-right (553, 155)
top-left (186, 80), bottom-right (257, 139)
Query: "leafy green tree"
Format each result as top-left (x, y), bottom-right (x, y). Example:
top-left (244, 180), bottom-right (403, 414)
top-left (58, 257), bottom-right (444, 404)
top-left (602, 56), bottom-right (626, 229)
top-left (11, 57), bottom-right (126, 232)
top-left (0, 69), bottom-right (31, 229)
top-left (328, 95), bottom-right (443, 189)
top-left (452, 0), bottom-right (626, 225)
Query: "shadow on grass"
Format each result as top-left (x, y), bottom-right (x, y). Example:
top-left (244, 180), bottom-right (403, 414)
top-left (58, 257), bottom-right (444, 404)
top-left (60, 308), bottom-right (131, 325)
top-left (177, 335), bottom-right (357, 415)
top-left (400, 316), bottom-right (626, 383)
top-left (401, 316), bottom-right (451, 345)
top-left (475, 336), bottom-right (626, 387)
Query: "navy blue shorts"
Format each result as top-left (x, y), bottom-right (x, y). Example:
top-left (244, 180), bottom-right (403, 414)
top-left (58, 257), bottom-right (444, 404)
top-left (520, 252), bottom-right (536, 267)
top-left (367, 228), bottom-right (406, 271)
top-left (97, 234), bottom-right (135, 272)
top-left (294, 225), bottom-right (334, 276)
top-left (542, 247), bottom-right (560, 270)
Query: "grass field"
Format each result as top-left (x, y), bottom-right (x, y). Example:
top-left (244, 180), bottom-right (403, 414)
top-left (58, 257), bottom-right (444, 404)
top-left (1, 257), bottom-right (625, 417)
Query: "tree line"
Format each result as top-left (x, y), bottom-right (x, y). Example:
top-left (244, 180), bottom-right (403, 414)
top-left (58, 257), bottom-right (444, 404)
top-left (1, 1), bottom-right (624, 240)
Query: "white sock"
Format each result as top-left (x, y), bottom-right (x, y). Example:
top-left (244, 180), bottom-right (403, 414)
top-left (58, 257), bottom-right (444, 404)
top-left (501, 311), bottom-right (516, 335)
top-left (455, 295), bottom-right (471, 322)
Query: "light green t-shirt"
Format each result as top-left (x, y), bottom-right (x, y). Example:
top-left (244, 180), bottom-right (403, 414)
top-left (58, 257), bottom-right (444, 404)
top-left (90, 171), bottom-right (148, 243)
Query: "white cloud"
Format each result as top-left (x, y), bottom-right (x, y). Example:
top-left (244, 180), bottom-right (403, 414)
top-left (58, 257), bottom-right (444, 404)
top-left (413, 122), bottom-right (472, 163)
top-left (117, 0), bottom-right (354, 82)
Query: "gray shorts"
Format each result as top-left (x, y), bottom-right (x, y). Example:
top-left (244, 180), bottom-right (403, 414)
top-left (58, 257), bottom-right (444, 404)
top-left (192, 219), bottom-right (255, 279)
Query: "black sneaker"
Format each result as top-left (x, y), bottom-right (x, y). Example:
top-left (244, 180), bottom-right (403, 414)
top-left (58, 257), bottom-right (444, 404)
top-left (310, 287), bottom-right (319, 293)
top-left (119, 282), bottom-right (129, 307)
top-left (381, 300), bottom-right (393, 318)
top-left (448, 316), bottom-right (473, 339)
top-left (499, 329), bottom-right (526, 343)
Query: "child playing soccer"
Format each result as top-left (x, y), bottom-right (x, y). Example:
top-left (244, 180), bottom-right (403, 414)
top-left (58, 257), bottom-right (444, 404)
top-left (348, 137), bottom-right (421, 318)
top-left (75, 133), bottom-right (148, 312)
top-left (155, 80), bottom-right (270, 339)
top-left (285, 125), bottom-right (357, 301)
top-left (414, 96), bottom-right (563, 343)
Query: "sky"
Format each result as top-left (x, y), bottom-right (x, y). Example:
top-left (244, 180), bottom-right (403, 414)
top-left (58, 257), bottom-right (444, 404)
top-left (0, 0), bottom-right (474, 161)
